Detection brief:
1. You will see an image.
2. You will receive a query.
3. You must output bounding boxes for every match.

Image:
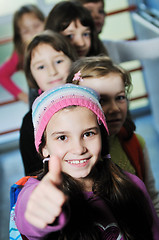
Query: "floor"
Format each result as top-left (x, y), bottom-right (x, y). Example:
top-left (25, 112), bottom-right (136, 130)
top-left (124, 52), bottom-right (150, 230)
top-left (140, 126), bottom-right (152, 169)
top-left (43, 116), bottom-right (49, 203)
top-left (0, 111), bottom-right (159, 240)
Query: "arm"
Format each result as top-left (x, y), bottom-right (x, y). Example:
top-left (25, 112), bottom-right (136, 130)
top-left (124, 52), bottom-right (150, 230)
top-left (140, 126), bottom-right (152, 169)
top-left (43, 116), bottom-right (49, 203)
top-left (15, 157), bottom-right (69, 239)
top-left (103, 38), bottom-right (159, 64)
top-left (127, 172), bottom-right (159, 239)
top-left (0, 51), bottom-right (28, 102)
top-left (142, 144), bottom-right (159, 217)
top-left (136, 133), bottom-right (159, 217)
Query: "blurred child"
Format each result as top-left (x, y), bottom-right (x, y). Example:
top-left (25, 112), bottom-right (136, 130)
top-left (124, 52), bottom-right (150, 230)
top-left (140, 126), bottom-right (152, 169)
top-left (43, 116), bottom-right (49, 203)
top-left (75, 0), bottom-right (106, 34)
top-left (66, 55), bottom-right (159, 216)
top-left (76, 0), bottom-right (159, 63)
top-left (20, 30), bottom-right (78, 175)
top-left (0, 4), bottom-right (45, 103)
top-left (45, 1), bottom-right (108, 58)
top-left (15, 84), bottom-right (159, 239)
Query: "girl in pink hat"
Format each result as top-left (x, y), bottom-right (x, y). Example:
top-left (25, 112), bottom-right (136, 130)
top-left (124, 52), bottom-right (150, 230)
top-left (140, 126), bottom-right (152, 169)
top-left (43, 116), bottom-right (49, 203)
top-left (15, 84), bottom-right (159, 239)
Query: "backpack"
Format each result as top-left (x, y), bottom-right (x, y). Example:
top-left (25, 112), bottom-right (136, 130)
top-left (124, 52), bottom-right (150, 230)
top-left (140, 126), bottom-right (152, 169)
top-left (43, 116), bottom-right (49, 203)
top-left (9, 176), bottom-right (36, 240)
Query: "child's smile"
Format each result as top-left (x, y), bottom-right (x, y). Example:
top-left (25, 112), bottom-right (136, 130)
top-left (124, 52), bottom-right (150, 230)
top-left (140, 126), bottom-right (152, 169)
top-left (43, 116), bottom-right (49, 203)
top-left (42, 106), bottom-right (102, 180)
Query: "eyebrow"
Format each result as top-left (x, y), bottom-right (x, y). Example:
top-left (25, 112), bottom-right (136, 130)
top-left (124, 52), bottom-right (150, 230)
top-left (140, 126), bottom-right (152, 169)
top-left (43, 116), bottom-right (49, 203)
top-left (51, 131), bottom-right (67, 136)
top-left (84, 127), bottom-right (99, 132)
top-left (51, 127), bottom-right (100, 136)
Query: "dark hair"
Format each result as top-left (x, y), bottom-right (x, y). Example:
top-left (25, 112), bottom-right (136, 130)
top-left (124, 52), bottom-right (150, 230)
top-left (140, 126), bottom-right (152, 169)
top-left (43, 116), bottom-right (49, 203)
top-left (75, 0), bottom-right (104, 7)
top-left (24, 30), bottom-right (78, 89)
top-left (66, 55), bottom-right (136, 137)
top-left (13, 4), bottom-right (45, 61)
top-left (45, 1), bottom-right (108, 57)
top-left (57, 160), bottom-right (153, 240)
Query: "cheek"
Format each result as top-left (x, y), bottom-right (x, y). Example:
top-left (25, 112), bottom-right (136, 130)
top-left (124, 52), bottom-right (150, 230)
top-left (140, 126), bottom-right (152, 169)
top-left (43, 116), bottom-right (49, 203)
top-left (46, 141), bottom-right (67, 159)
top-left (32, 73), bottom-right (44, 89)
top-left (92, 137), bottom-right (102, 156)
top-left (122, 103), bottom-right (128, 118)
top-left (60, 62), bottom-right (72, 75)
top-left (101, 105), bottom-right (108, 115)
top-left (37, 24), bottom-right (44, 32)
top-left (87, 38), bottom-right (91, 48)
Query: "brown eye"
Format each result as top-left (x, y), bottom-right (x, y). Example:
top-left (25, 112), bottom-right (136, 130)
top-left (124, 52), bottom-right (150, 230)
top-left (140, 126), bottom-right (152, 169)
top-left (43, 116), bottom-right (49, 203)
top-left (57, 135), bottom-right (67, 141)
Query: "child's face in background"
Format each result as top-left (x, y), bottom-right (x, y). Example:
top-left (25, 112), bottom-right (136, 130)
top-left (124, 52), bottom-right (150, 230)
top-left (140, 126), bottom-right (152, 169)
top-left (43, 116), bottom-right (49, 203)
top-left (42, 107), bottom-right (102, 183)
top-left (30, 43), bottom-right (72, 91)
top-left (83, 1), bottom-right (105, 34)
top-left (80, 73), bottom-right (127, 136)
top-left (61, 19), bottom-right (91, 57)
top-left (19, 13), bottom-right (44, 46)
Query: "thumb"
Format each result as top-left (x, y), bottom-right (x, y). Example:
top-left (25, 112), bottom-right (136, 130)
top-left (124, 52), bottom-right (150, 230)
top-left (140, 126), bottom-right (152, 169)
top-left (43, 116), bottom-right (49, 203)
top-left (48, 155), bottom-right (62, 186)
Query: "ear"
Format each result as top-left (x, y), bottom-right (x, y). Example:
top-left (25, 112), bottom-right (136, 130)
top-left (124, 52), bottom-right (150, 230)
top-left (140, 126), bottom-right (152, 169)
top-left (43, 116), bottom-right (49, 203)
top-left (42, 146), bottom-right (50, 158)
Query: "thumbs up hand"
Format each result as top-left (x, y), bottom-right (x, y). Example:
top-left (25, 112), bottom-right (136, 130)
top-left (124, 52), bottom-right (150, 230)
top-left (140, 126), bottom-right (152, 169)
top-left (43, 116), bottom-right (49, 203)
top-left (25, 156), bottom-right (67, 229)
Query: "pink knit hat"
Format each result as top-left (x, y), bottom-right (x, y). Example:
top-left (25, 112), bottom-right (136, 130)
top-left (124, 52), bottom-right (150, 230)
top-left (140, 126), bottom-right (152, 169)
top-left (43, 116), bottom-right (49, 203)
top-left (32, 84), bottom-right (109, 151)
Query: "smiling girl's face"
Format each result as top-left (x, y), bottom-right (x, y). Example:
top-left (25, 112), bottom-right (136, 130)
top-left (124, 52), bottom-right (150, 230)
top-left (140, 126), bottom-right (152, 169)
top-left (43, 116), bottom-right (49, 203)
top-left (30, 43), bottom-right (72, 91)
top-left (61, 19), bottom-right (91, 57)
top-left (42, 106), bottom-right (102, 182)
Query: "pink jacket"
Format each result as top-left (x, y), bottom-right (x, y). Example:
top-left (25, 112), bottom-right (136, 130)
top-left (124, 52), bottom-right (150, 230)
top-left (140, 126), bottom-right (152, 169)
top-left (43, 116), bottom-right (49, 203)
top-left (0, 51), bottom-right (22, 97)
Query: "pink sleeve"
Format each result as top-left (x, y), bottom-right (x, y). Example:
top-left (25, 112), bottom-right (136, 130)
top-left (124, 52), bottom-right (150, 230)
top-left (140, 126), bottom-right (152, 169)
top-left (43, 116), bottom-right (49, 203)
top-left (15, 178), bottom-right (69, 239)
top-left (0, 51), bottom-right (23, 97)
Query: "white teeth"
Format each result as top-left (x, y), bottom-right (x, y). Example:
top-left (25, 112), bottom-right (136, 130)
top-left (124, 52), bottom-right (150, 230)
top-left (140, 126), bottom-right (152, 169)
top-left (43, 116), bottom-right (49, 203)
top-left (67, 160), bottom-right (87, 164)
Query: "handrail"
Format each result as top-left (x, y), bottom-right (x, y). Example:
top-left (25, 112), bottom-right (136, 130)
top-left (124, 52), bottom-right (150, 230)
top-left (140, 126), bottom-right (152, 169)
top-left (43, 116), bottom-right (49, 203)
top-left (0, 93), bottom-right (149, 136)
top-left (107, 5), bottom-right (137, 16)
top-left (130, 93), bottom-right (148, 101)
top-left (129, 66), bottom-right (143, 72)
top-left (0, 5), bottom-right (137, 45)
top-left (0, 128), bottom-right (20, 136)
top-left (0, 66), bottom-right (145, 107)
top-left (0, 99), bottom-right (18, 106)
top-left (0, 36), bottom-right (12, 45)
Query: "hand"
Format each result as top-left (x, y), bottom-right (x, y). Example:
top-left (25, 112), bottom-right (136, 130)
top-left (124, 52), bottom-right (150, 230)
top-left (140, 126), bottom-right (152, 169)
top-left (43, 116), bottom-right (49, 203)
top-left (17, 92), bottom-right (28, 103)
top-left (25, 156), bottom-right (67, 228)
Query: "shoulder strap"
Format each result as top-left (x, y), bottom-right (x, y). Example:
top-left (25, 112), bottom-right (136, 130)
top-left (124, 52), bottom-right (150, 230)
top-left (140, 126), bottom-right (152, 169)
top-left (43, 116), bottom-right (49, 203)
top-left (10, 176), bottom-right (35, 210)
top-left (9, 176), bottom-right (36, 240)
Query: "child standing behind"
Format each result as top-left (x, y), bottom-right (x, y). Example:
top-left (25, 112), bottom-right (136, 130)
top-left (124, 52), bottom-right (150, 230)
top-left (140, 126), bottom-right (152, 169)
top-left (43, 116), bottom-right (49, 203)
top-left (45, 1), bottom-right (108, 58)
top-left (76, 0), bottom-right (159, 64)
top-left (0, 4), bottom-right (45, 103)
top-left (15, 84), bottom-right (159, 239)
top-left (74, 0), bottom-right (106, 34)
top-left (66, 55), bottom-right (159, 216)
top-left (20, 30), bottom-right (78, 175)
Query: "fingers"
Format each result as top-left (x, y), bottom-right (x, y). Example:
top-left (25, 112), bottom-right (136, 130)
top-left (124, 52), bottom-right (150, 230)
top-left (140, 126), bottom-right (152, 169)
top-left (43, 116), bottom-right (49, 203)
top-left (48, 155), bottom-right (62, 186)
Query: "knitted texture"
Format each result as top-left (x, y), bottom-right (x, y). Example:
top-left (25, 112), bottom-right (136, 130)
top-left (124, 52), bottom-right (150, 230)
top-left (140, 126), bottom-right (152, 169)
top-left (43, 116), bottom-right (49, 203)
top-left (32, 84), bottom-right (108, 151)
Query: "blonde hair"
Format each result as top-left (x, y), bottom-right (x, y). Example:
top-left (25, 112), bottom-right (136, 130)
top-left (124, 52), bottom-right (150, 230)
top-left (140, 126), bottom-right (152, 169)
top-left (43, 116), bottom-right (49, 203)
top-left (67, 55), bottom-right (132, 96)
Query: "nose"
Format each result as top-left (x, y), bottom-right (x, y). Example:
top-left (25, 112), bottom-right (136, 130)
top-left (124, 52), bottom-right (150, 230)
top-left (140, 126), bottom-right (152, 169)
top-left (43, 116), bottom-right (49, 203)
top-left (71, 139), bottom-right (87, 155)
top-left (92, 10), bottom-right (99, 19)
top-left (48, 64), bottom-right (58, 76)
top-left (73, 35), bottom-right (85, 48)
top-left (107, 100), bottom-right (120, 114)
top-left (29, 28), bottom-right (38, 37)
